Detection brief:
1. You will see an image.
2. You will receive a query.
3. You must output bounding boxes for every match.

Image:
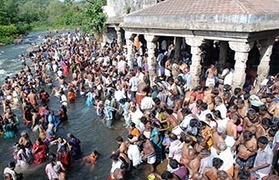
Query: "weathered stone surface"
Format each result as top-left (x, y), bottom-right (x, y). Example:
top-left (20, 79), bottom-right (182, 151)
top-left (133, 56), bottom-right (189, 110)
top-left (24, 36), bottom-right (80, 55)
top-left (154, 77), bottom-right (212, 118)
top-left (256, 39), bottom-right (274, 88)
top-left (122, 0), bottom-right (279, 32)
top-left (229, 41), bottom-right (254, 88)
top-left (104, 0), bottom-right (157, 18)
top-left (125, 31), bottom-right (134, 68)
top-left (187, 37), bottom-right (204, 90)
top-left (145, 34), bottom-right (157, 85)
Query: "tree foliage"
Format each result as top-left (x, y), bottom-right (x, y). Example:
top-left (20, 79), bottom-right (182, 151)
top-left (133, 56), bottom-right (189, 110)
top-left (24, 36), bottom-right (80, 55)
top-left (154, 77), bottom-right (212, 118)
top-left (0, 0), bottom-right (108, 44)
top-left (82, 0), bottom-right (107, 37)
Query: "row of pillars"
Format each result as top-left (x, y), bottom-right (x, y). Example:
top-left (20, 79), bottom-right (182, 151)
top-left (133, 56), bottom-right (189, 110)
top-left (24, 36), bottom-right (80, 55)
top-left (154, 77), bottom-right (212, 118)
top-left (123, 31), bottom-right (274, 90)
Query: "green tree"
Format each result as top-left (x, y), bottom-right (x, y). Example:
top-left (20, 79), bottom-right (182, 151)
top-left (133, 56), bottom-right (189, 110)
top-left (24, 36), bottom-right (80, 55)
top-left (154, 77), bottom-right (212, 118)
top-left (82, 0), bottom-right (107, 37)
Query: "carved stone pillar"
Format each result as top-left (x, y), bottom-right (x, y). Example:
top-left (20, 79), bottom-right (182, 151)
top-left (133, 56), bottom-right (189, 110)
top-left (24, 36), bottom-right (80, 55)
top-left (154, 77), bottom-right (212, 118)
top-left (229, 41), bottom-right (253, 88)
top-left (186, 37), bottom-right (203, 90)
top-left (145, 34), bottom-right (157, 85)
top-left (125, 31), bottom-right (133, 69)
top-left (256, 38), bottom-right (274, 88)
top-left (114, 25), bottom-right (122, 47)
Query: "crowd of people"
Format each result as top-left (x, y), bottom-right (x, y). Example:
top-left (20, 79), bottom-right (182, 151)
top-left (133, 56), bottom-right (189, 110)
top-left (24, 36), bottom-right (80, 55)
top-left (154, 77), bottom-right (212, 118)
top-left (1, 29), bottom-right (279, 180)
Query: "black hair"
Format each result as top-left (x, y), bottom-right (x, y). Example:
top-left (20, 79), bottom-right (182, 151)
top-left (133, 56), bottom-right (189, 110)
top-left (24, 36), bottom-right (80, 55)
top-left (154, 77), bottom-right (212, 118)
top-left (8, 161), bottom-right (15, 169)
top-left (234, 88), bottom-right (241, 96)
top-left (116, 136), bottom-right (123, 142)
top-left (213, 110), bottom-right (222, 119)
top-left (200, 103), bottom-right (208, 111)
top-left (161, 171), bottom-right (173, 180)
top-left (243, 131), bottom-right (253, 141)
top-left (238, 169), bottom-right (251, 180)
top-left (257, 136), bottom-right (268, 145)
top-left (169, 159), bottom-right (179, 169)
top-left (110, 153), bottom-right (119, 161)
top-left (212, 158), bottom-right (223, 169)
top-left (259, 105), bottom-right (268, 112)
top-left (262, 118), bottom-right (271, 127)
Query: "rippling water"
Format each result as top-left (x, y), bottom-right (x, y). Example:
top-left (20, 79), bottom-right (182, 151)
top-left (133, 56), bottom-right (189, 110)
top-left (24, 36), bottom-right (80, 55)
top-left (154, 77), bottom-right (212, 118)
top-left (0, 32), bottom-right (148, 180)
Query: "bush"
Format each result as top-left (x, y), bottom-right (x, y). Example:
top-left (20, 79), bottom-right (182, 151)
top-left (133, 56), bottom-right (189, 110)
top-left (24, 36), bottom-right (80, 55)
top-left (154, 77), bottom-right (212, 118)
top-left (0, 25), bottom-right (18, 37)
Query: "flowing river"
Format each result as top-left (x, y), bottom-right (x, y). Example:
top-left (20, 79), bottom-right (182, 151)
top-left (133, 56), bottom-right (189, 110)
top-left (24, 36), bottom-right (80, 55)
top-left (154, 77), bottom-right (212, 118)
top-left (0, 31), bottom-right (148, 179)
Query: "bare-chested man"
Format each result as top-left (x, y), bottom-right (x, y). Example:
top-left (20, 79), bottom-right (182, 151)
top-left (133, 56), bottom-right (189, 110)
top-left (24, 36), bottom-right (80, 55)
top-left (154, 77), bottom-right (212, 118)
top-left (243, 109), bottom-right (259, 134)
top-left (141, 135), bottom-right (156, 172)
top-left (234, 130), bottom-right (257, 169)
top-left (27, 89), bottom-right (38, 107)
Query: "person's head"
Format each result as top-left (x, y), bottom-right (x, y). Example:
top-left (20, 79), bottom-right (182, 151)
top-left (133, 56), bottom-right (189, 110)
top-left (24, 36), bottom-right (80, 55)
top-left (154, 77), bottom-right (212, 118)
top-left (161, 171), bottom-right (174, 180)
top-left (188, 148), bottom-right (199, 160)
top-left (238, 169), bottom-right (251, 180)
top-left (35, 137), bottom-right (42, 145)
top-left (213, 110), bottom-right (222, 119)
top-left (234, 88), bottom-right (241, 96)
top-left (49, 153), bottom-right (57, 162)
top-left (110, 153), bottom-right (119, 162)
top-left (169, 159), bottom-right (180, 169)
top-left (262, 118), bottom-right (271, 130)
top-left (259, 105), bottom-right (268, 115)
top-left (211, 89), bottom-right (219, 97)
top-left (200, 103), bottom-right (208, 111)
top-left (217, 170), bottom-right (230, 180)
top-left (200, 148), bottom-right (211, 158)
top-left (243, 130), bottom-right (254, 141)
top-left (247, 109), bottom-right (258, 123)
top-left (237, 99), bottom-right (245, 108)
top-left (229, 104), bottom-right (238, 112)
top-left (212, 157), bottom-right (223, 169)
top-left (217, 142), bottom-right (227, 151)
top-left (169, 133), bottom-right (178, 142)
top-left (3, 172), bottom-right (12, 180)
top-left (116, 136), bottom-right (123, 143)
top-left (214, 96), bottom-right (223, 105)
top-left (181, 107), bottom-right (191, 116)
top-left (92, 150), bottom-right (100, 156)
top-left (206, 113), bottom-right (214, 121)
top-left (257, 136), bottom-right (268, 149)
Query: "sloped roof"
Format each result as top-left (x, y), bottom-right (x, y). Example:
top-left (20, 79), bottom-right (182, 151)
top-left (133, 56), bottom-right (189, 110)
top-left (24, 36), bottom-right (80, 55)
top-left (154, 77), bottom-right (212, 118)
top-left (122, 0), bottom-right (279, 32)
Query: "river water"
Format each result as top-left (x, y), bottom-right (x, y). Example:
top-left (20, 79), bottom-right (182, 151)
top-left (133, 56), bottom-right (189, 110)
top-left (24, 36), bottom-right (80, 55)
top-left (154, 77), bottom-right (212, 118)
top-left (0, 32), bottom-right (149, 179)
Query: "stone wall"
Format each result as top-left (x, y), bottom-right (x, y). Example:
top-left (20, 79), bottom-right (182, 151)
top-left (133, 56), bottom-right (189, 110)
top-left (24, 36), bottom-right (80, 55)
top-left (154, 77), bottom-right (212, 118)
top-left (105, 0), bottom-right (157, 17)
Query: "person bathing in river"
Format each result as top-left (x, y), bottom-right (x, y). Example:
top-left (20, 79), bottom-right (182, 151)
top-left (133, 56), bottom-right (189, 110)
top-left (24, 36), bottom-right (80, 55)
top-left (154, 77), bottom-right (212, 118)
top-left (81, 150), bottom-right (100, 172)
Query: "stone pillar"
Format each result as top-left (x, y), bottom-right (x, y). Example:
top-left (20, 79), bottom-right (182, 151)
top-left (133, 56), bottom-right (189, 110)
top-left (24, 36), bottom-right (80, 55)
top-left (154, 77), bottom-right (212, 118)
top-left (256, 38), bottom-right (274, 87)
top-left (125, 31), bottom-right (133, 69)
top-left (114, 25), bottom-right (122, 47)
top-left (219, 41), bottom-right (229, 69)
top-left (174, 37), bottom-right (182, 60)
top-left (229, 41), bottom-right (253, 88)
top-left (186, 37), bottom-right (204, 90)
top-left (145, 34), bottom-right (157, 86)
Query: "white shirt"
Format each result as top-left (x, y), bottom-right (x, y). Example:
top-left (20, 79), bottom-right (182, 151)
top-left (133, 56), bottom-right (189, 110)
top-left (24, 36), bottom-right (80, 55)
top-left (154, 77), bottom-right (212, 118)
top-left (180, 114), bottom-right (193, 129)
top-left (110, 160), bottom-right (122, 173)
top-left (141, 96), bottom-right (155, 110)
top-left (254, 145), bottom-right (274, 175)
top-left (127, 144), bottom-right (142, 167)
top-left (215, 103), bottom-right (227, 119)
top-left (114, 89), bottom-right (126, 102)
top-left (222, 68), bottom-right (233, 85)
top-left (129, 76), bottom-right (138, 92)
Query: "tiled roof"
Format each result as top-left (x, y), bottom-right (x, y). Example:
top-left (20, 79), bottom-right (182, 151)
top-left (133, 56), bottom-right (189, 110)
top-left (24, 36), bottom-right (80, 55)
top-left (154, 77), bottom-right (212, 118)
top-left (122, 0), bottom-right (279, 32)
top-left (127, 0), bottom-right (279, 17)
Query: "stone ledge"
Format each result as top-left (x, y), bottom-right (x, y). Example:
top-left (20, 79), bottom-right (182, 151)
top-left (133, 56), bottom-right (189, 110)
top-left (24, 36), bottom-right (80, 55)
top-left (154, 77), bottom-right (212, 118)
top-left (122, 19), bottom-right (279, 32)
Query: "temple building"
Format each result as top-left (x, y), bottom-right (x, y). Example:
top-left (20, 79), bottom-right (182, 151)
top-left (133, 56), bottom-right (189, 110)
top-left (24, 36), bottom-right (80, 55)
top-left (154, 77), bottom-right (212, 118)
top-left (105, 0), bottom-right (279, 89)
